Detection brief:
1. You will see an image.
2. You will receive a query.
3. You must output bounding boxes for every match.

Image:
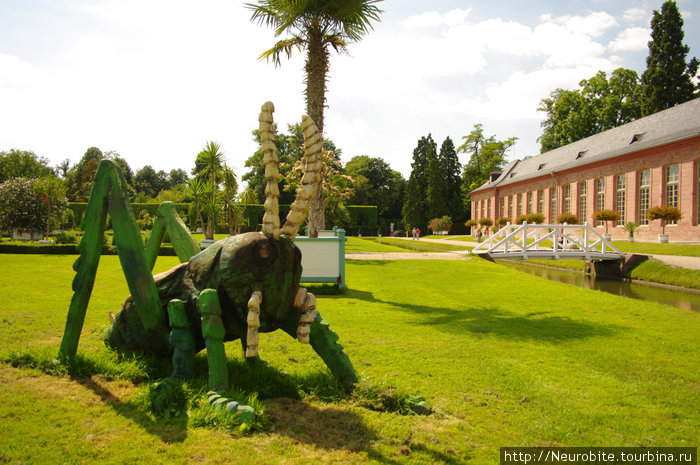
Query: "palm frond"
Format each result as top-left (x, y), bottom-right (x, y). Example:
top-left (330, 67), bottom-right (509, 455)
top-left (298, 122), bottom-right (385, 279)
top-left (259, 37), bottom-right (305, 66)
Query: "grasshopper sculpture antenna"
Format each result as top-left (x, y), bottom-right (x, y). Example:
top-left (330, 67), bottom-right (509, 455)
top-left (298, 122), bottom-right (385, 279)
top-left (258, 101), bottom-right (323, 240)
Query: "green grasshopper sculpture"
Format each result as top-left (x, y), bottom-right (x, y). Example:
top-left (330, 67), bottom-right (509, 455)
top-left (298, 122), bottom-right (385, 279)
top-left (58, 103), bottom-right (357, 421)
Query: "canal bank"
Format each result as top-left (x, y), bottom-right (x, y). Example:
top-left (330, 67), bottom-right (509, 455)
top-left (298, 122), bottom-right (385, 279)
top-left (500, 259), bottom-right (700, 311)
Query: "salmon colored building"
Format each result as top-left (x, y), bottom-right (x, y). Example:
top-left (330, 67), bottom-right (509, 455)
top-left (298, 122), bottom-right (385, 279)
top-left (470, 97), bottom-right (700, 242)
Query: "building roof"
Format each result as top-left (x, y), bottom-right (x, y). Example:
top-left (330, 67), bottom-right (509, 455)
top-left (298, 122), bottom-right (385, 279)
top-left (471, 97), bottom-right (700, 193)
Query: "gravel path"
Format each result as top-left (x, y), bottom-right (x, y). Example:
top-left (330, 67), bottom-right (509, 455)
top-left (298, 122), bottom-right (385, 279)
top-left (346, 252), bottom-right (470, 260)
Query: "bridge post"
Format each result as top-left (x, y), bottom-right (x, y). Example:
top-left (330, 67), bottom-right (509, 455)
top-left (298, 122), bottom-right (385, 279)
top-left (585, 258), bottom-right (623, 278)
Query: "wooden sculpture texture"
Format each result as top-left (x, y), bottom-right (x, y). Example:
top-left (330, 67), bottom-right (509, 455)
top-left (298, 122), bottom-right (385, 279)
top-left (58, 103), bottom-right (357, 421)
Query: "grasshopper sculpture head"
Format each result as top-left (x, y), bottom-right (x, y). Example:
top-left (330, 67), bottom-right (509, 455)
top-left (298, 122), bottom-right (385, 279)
top-left (59, 102), bottom-right (356, 421)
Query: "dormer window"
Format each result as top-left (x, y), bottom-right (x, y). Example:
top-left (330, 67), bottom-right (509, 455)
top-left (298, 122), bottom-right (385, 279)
top-left (538, 163), bottom-right (546, 170)
top-left (630, 133), bottom-right (645, 144)
top-left (576, 151), bottom-right (586, 159)
top-left (509, 173), bottom-right (516, 178)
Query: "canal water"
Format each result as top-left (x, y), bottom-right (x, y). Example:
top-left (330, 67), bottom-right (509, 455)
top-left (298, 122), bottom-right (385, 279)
top-left (501, 261), bottom-right (700, 311)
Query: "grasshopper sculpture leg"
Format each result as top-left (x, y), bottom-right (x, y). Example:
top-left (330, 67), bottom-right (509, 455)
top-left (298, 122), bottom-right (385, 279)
top-left (59, 102), bottom-right (357, 422)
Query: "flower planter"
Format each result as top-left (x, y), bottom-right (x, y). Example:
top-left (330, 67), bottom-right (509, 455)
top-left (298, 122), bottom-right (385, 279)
top-left (603, 233), bottom-right (612, 241)
top-left (295, 229), bottom-right (346, 290)
top-left (11, 228), bottom-right (42, 241)
top-left (658, 234), bottom-right (669, 244)
top-left (200, 239), bottom-right (217, 248)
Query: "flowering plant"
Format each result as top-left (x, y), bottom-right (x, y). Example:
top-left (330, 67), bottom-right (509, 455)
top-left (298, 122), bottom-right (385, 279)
top-left (646, 206), bottom-right (682, 235)
top-left (0, 177), bottom-right (69, 235)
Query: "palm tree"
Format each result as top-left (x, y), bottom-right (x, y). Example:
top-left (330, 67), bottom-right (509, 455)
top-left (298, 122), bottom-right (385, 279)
top-left (236, 187), bottom-right (257, 234)
top-left (222, 163), bottom-right (238, 235)
top-left (194, 141), bottom-right (225, 239)
top-left (247, 0), bottom-right (383, 236)
top-left (186, 177), bottom-right (208, 235)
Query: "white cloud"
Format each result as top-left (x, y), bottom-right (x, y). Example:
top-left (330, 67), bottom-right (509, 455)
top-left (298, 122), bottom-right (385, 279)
top-left (540, 11), bottom-right (618, 38)
top-left (608, 27), bottom-right (650, 52)
top-left (622, 8), bottom-right (647, 23)
top-left (2, 1), bottom-right (680, 177)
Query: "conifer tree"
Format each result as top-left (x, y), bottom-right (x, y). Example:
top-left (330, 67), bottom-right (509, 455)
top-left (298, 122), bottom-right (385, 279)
top-left (641, 0), bottom-right (698, 115)
top-left (402, 135), bottom-right (436, 231)
top-left (437, 136), bottom-right (464, 221)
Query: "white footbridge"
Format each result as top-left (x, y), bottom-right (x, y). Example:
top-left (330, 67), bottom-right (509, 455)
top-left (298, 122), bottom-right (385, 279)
top-left (471, 222), bottom-right (624, 261)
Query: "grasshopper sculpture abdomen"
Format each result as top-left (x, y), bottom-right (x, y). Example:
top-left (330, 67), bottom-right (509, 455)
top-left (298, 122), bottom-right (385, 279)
top-left (59, 103), bottom-right (357, 421)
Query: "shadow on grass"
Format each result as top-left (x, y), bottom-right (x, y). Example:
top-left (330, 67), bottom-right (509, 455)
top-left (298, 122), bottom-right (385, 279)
top-left (266, 398), bottom-right (464, 464)
top-left (76, 376), bottom-right (189, 444)
top-left (402, 305), bottom-right (617, 341)
top-left (341, 290), bottom-right (616, 341)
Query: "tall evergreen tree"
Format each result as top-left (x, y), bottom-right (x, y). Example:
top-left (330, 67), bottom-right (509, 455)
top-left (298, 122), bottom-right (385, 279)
top-left (402, 134), bottom-right (436, 231)
top-left (641, 0), bottom-right (698, 116)
top-left (437, 137), bottom-right (463, 221)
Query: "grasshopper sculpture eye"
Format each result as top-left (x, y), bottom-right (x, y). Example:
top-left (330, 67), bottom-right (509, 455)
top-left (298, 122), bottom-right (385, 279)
top-left (58, 102), bottom-right (357, 422)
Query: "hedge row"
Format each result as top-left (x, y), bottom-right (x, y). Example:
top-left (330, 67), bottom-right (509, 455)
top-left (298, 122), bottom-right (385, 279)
top-left (68, 202), bottom-right (378, 230)
top-left (0, 243), bottom-right (178, 256)
top-left (69, 203), bottom-right (190, 226)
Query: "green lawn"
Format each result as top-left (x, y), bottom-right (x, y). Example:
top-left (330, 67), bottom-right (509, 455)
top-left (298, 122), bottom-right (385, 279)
top-left (610, 241), bottom-right (700, 257)
top-left (0, 255), bottom-right (698, 464)
top-left (362, 237), bottom-right (473, 253)
top-left (345, 237), bottom-right (418, 253)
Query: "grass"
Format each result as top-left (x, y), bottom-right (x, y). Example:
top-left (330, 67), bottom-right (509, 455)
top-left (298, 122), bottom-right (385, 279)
top-left (0, 254), bottom-right (698, 464)
top-left (345, 237), bottom-right (418, 253)
top-left (514, 257), bottom-right (700, 290)
top-left (610, 241), bottom-right (700, 257)
top-left (362, 237), bottom-right (473, 253)
top-left (626, 260), bottom-right (700, 290)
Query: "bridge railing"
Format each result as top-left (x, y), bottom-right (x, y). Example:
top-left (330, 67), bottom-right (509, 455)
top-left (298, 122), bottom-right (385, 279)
top-left (471, 222), bottom-right (623, 260)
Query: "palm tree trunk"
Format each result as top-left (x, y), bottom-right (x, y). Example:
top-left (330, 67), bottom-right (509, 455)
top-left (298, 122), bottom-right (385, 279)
top-left (226, 185), bottom-right (234, 236)
top-left (304, 22), bottom-right (328, 133)
top-left (304, 24), bottom-right (329, 237)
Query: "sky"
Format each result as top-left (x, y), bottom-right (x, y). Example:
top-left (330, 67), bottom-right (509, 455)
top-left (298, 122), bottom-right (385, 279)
top-left (1, 0), bottom-right (699, 181)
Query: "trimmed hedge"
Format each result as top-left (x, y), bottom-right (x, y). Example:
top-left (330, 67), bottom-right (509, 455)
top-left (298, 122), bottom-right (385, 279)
top-left (69, 203), bottom-right (190, 227)
top-left (0, 242), bottom-right (178, 256)
top-left (68, 202), bottom-right (378, 235)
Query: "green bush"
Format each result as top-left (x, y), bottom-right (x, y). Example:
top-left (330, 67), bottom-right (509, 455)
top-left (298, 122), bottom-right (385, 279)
top-left (515, 213), bottom-right (545, 224)
top-left (52, 231), bottom-right (78, 244)
top-left (495, 216), bottom-right (511, 227)
top-left (556, 212), bottom-right (579, 224)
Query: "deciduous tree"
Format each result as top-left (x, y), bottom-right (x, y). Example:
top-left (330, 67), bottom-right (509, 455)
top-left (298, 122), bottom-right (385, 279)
top-left (0, 149), bottom-right (53, 182)
top-left (458, 124), bottom-right (517, 216)
top-left (538, 69), bottom-right (642, 152)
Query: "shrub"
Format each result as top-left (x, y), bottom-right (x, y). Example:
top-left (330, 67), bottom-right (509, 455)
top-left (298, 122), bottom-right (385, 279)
top-left (52, 231), bottom-right (78, 244)
top-left (464, 219), bottom-right (478, 228)
top-left (428, 216), bottom-right (453, 234)
top-left (592, 209), bottom-right (620, 234)
top-left (515, 213), bottom-right (545, 224)
top-left (647, 206), bottom-right (682, 235)
top-left (478, 218), bottom-right (493, 228)
top-left (556, 212), bottom-right (579, 224)
top-left (495, 216), bottom-right (510, 227)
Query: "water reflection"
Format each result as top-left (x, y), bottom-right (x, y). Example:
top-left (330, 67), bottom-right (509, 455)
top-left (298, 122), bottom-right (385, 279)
top-left (502, 262), bottom-right (700, 311)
